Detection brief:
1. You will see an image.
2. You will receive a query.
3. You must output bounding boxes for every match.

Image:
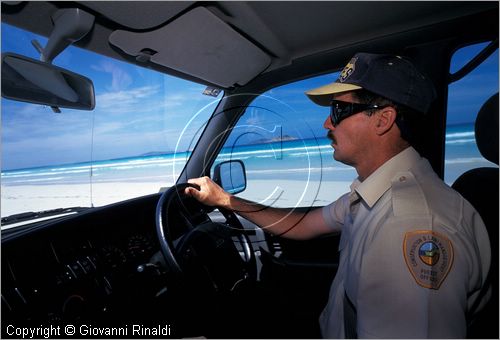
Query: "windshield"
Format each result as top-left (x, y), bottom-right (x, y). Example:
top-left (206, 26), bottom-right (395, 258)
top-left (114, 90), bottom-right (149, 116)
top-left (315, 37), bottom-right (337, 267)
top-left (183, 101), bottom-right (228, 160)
top-left (1, 23), bottom-right (223, 225)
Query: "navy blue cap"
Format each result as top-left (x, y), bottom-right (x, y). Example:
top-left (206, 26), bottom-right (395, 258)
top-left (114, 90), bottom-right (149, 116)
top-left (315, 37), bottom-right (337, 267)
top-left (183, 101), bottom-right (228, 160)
top-left (306, 52), bottom-right (437, 113)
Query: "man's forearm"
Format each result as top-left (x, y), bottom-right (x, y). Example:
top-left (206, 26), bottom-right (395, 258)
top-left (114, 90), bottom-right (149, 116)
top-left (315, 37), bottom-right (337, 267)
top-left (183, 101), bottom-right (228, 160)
top-left (226, 195), bottom-right (323, 240)
top-left (184, 176), bottom-right (334, 239)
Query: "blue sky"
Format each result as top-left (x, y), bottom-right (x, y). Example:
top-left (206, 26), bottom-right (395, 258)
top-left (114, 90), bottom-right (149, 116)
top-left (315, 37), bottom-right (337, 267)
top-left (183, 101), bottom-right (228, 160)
top-left (1, 23), bottom-right (498, 170)
top-left (1, 23), bottom-right (221, 170)
top-left (448, 43), bottom-right (499, 125)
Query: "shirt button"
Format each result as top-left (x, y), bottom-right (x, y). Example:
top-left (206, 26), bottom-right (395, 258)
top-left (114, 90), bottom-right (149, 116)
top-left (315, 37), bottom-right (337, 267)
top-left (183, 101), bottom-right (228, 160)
top-left (399, 176), bottom-right (407, 182)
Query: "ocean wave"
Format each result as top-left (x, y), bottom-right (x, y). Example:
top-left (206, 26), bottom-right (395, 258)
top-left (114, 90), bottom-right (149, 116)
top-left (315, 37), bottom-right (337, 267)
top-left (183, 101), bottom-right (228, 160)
top-left (247, 166), bottom-right (353, 174)
top-left (106, 162), bottom-right (183, 171)
top-left (92, 175), bottom-right (173, 183)
top-left (2, 159), bottom-right (187, 178)
top-left (218, 144), bottom-right (327, 158)
top-left (2, 168), bottom-right (91, 178)
top-left (445, 138), bottom-right (476, 145)
top-left (444, 157), bottom-right (490, 164)
top-left (91, 158), bottom-right (185, 170)
top-left (446, 131), bottom-right (475, 139)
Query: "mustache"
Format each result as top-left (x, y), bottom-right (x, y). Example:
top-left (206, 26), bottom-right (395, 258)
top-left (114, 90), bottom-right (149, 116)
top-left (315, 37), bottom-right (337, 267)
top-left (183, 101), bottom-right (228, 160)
top-left (327, 130), bottom-right (335, 142)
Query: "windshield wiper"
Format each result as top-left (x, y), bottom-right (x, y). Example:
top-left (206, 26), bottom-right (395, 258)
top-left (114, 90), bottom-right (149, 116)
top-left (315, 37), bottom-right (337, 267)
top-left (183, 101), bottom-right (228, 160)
top-left (1, 206), bottom-right (91, 226)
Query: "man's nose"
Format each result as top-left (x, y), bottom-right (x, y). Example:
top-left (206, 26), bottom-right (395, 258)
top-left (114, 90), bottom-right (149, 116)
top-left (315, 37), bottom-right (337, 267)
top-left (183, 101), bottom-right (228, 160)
top-left (324, 115), bottom-right (335, 130)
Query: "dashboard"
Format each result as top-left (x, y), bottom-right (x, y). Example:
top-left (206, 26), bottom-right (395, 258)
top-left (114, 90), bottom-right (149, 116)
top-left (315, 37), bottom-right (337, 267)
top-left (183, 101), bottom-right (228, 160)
top-left (1, 191), bottom-right (339, 339)
top-left (1, 193), bottom-right (166, 329)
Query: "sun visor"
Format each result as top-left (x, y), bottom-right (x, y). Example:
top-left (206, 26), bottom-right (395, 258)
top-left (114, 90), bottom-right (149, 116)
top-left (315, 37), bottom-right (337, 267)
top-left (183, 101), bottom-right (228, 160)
top-left (109, 7), bottom-right (271, 88)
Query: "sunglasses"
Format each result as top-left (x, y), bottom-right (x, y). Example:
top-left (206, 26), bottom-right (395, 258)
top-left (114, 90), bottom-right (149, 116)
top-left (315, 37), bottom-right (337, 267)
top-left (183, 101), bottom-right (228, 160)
top-left (330, 100), bottom-right (385, 126)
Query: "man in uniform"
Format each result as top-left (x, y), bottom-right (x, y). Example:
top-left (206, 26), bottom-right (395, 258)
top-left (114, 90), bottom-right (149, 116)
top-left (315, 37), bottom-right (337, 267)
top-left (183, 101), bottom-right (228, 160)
top-left (184, 52), bottom-right (491, 338)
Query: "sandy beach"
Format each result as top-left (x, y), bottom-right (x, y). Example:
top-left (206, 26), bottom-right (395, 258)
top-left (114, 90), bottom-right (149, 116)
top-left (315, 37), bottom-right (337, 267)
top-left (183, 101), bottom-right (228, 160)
top-left (1, 182), bottom-right (169, 217)
top-left (1, 179), bottom-right (351, 219)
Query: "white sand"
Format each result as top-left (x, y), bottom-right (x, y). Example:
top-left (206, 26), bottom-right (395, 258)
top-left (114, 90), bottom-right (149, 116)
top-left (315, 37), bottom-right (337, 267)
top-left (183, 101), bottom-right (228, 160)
top-left (241, 179), bottom-right (350, 208)
top-left (1, 179), bottom-right (351, 219)
top-left (1, 182), bottom-right (168, 217)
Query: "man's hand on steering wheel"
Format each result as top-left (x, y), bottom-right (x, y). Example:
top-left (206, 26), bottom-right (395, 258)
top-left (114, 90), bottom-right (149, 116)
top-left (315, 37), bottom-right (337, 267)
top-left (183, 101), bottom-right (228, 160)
top-left (184, 176), bottom-right (232, 208)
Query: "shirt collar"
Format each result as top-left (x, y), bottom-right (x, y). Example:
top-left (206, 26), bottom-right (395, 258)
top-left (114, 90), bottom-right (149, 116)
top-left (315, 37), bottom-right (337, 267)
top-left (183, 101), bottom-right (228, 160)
top-left (354, 146), bottom-right (422, 208)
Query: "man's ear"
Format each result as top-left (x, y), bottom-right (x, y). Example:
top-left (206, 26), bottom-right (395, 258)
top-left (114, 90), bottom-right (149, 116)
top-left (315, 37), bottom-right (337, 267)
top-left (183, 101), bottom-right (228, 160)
top-left (374, 106), bottom-right (397, 135)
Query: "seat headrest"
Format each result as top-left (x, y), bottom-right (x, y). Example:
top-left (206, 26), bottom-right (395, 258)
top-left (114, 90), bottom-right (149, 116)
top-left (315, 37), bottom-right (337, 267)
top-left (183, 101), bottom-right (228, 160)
top-left (475, 93), bottom-right (499, 165)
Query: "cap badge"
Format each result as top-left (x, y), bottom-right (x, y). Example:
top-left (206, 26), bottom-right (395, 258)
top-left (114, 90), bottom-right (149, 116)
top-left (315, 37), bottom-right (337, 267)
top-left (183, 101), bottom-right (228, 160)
top-left (339, 57), bottom-right (357, 83)
top-left (403, 230), bottom-right (454, 289)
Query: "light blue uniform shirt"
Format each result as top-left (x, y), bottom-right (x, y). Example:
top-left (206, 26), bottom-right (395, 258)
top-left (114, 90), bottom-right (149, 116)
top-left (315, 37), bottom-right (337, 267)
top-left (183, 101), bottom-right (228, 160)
top-left (320, 147), bottom-right (490, 338)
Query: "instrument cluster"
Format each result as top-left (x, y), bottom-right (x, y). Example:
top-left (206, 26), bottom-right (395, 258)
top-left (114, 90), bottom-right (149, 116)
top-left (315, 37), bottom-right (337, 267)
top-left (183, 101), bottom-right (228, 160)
top-left (2, 227), bottom-right (160, 326)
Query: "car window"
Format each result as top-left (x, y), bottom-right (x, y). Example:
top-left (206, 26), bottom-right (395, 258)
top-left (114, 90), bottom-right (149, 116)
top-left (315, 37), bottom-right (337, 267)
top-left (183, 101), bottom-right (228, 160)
top-left (1, 23), bottom-right (223, 222)
top-left (445, 42), bottom-right (499, 185)
top-left (211, 72), bottom-right (357, 208)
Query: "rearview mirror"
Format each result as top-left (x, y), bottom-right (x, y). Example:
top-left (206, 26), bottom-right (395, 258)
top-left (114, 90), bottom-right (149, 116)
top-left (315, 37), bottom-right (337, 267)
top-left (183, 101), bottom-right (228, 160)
top-left (213, 160), bottom-right (247, 194)
top-left (1, 52), bottom-right (95, 110)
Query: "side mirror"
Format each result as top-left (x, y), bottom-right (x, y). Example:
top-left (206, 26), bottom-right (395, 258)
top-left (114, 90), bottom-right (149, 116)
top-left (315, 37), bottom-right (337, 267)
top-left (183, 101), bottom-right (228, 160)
top-left (213, 160), bottom-right (247, 194)
top-left (1, 52), bottom-right (95, 110)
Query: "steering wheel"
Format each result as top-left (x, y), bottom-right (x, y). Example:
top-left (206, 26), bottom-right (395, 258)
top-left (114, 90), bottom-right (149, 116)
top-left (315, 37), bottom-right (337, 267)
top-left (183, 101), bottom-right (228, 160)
top-left (155, 183), bottom-right (256, 292)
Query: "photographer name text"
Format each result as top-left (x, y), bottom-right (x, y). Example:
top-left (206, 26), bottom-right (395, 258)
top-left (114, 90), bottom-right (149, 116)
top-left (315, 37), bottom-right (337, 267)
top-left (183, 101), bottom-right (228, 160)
top-left (6, 324), bottom-right (171, 338)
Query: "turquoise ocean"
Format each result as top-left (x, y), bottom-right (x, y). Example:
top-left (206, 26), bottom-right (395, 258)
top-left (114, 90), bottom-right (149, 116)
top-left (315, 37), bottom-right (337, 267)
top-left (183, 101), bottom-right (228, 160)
top-left (1, 123), bottom-right (495, 197)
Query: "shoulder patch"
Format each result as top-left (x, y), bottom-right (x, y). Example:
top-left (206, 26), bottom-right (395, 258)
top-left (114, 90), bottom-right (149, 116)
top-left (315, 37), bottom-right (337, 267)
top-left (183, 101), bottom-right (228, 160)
top-left (403, 230), bottom-right (454, 289)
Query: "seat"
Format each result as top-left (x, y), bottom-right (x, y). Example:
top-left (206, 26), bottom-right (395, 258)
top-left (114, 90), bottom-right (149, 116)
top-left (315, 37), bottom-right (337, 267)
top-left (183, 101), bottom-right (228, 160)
top-left (451, 93), bottom-right (499, 338)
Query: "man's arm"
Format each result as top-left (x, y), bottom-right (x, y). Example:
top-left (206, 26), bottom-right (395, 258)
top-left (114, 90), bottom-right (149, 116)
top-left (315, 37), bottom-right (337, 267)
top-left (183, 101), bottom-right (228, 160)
top-left (184, 176), bottom-right (339, 240)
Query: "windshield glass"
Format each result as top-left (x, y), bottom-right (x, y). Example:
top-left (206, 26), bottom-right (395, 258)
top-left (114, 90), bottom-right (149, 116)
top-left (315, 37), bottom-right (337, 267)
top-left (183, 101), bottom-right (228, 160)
top-left (1, 23), bottom-right (222, 224)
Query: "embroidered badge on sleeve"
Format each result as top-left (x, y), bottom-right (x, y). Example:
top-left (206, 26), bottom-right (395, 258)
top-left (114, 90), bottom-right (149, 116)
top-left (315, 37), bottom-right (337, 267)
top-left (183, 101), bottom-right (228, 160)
top-left (403, 230), bottom-right (454, 289)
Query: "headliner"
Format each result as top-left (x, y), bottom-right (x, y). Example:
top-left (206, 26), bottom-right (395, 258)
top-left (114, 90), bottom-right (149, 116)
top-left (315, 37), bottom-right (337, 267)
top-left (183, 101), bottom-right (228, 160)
top-left (2, 1), bottom-right (498, 90)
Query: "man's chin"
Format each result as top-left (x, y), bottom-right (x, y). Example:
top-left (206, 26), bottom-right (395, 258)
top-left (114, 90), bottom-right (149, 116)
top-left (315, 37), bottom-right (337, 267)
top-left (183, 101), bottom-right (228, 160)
top-left (333, 149), bottom-right (346, 163)
top-left (332, 149), bottom-right (340, 161)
